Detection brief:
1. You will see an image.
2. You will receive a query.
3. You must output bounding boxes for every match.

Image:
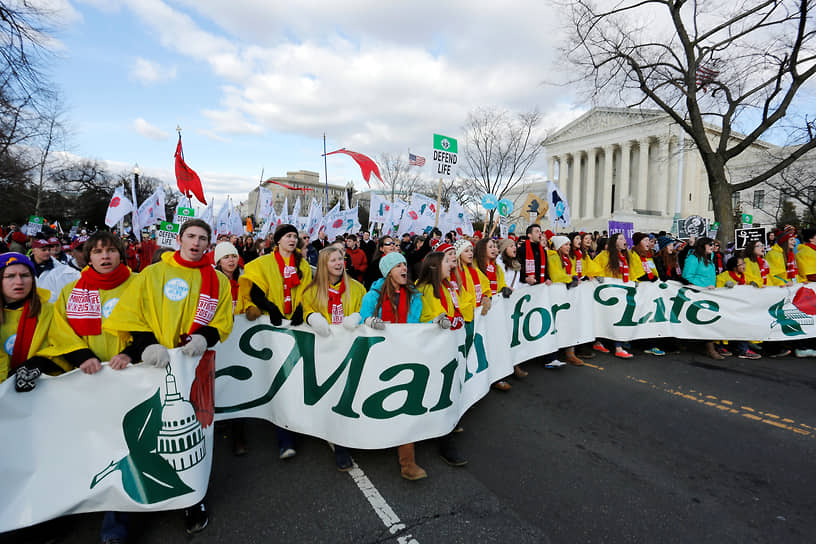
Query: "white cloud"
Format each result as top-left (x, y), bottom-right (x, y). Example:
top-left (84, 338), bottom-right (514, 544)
top-left (130, 57), bottom-right (177, 85)
top-left (133, 118), bottom-right (170, 140)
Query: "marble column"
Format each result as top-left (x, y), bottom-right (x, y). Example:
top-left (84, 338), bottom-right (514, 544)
top-left (571, 153), bottom-right (582, 222)
top-left (601, 144), bottom-right (614, 217)
top-left (653, 137), bottom-right (669, 214)
top-left (618, 141), bottom-right (632, 211)
top-left (585, 148), bottom-right (597, 219)
top-left (548, 155), bottom-right (557, 182)
top-left (636, 138), bottom-right (650, 211)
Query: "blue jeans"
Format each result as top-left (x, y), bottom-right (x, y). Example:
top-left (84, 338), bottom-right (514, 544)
top-left (100, 511), bottom-right (129, 542)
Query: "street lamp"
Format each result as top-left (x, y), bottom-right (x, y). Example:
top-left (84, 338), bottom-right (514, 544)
top-left (133, 163), bottom-right (140, 197)
top-left (346, 181), bottom-right (354, 207)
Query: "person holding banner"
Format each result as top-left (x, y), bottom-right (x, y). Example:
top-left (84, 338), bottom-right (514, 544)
top-left (301, 245), bottom-right (366, 471)
top-left (547, 236), bottom-right (589, 366)
top-left (681, 237), bottom-right (729, 361)
top-left (592, 233), bottom-right (636, 359)
top-left (103, 218), bottom-right (234, 535)
top-left (797, 229), bottom-right (816, 283)
top-left (239, 224), bottom-right (311, 326)
top-left (714, 257), bottom-right (762, 359)
top-left (518, 224), bottom-right (552, 286)
top-left (359, 252), bottom-right (427, 480)
top-left (766, 225), bottom-right (799, 286)
top-left (453, 239), bottom-right (491, 318)
top-left (415, 245), bottom-right (469, 467)
top-left (496, 239), bottom-right (522, 289)
top-left (744, 240), bottom-right (771, 287)
top-left (0, 252), bottom-right (73, 391)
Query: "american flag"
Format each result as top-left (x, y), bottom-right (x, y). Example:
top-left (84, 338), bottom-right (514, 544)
top-left (695, 63), bottom-right (719, 92)
top-left (409, 153), bottom-right (426, 167)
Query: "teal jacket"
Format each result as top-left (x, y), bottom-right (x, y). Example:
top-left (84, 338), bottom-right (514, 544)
top-left (359, 278), bottom-right (423, 323)
top-left (682, 253), bottom-right (715, 287)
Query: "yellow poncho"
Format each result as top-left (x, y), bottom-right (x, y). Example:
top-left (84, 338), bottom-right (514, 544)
top-left (103, 252), bottom-right (234, 349)
top-left (417, 281), bottom-right (476, 323)
top-left (628, 251), bottom-right (658, 282)
top-left (547, 252), bottom-right (575, 284)
top-left (301, 278), bottom-right (366, 322)
top-left (458, 265), bottom-right (491, 307)
top-left (765, 245), bottom-right (797, 286)
top-left (795, 243), bottom-right (816, 283)
top-left (54, 273), bottom-right (137, 362)
top-left (237, 251), bottom-right (313, 317)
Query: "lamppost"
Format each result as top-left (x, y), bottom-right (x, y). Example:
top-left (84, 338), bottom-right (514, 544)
top-left (133, 164), bottom-right (140, 198)
top-left (346, 181), bottom-right (354, 208)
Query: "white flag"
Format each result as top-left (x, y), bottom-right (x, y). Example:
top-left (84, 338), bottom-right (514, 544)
top-left (369, 193), bottom-right (391, 224)
top-left (290, 197), bottom-right (302, 226)
top-left (546, 180), bottom-right (571, 229)
top-left (228, 201), bottom-right (243, 235)
top-left (306, 198), bottom-right (323, 237)
top-left (215, 199), bottom-right (230, 238)
top-left (137, 186), bottom-right (167, 227)
top-left (256, 187), bottom-right (274, 219)
top-left (104, 186), bottom-right (133, 228)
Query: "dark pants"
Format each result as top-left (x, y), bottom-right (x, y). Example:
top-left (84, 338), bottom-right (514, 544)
top-left (100, 511), bottom-right (129, 542)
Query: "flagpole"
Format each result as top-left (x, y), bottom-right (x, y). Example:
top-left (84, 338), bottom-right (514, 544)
top-left (434, 178), bottom-right (442, 228)
top-left (323, 133), bottom-right (329, 214)
top-left (253, 167), bottom-right (264, 222)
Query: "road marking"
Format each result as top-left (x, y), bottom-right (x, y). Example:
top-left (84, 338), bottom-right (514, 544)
top-left (582, 362), bottom-right (605, 371)
top-left (625, 376), bottom-right (813, 438)
top-left (347, 461), bottom-right (419, 544)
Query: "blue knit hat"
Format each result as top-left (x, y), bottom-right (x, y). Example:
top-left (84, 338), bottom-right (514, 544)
top-left (379, 252), bottom-right (406, 277)
top-left (0, 252), bottom-right (35, 275)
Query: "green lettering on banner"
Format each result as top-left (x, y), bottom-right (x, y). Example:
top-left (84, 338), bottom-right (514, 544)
top-left (686, 300), bottom-right (721, 325)
top-left (361, 364), bottom-right (430, 419)
top-left (429, 358), bottom-right (458, 412)
top-left (523, 307), bottom-right (552, 341)
top-left (594, 284), bottom-right (639, 326)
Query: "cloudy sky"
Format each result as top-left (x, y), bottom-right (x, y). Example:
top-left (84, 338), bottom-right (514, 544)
top-left (40, 0), bottom-right (585, 205)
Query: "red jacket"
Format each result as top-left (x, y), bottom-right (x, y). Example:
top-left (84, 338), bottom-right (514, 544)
top-left (346, 247), bottom-right (368, 282)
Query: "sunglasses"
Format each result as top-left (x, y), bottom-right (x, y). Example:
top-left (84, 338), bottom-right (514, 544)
top-left (382, 241), bottom-right (394, 246)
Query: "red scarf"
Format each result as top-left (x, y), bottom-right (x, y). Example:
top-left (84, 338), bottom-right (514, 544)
top-left (786, 250), bottom-right (799, 280)
top-left (574, 249), bottom-right (583, 278)
top-left (10, 300), bottom-right (37, 371)
top-left (728, 271), bottom-right (745, 285)
top-left (460, 266), bottom-right (483, 305)
top-left (328, 280), bottom-right (346, 324)
top-left (380, 287), bottom-right (409, 323)
top-left (65, 264), bottom-right (130, 336)
top-left (807, 243), bottom-right (816, 252)
top-left (714, 253), bottom-right (724, 274)
top-left (639, 254), bottom-right (655, 280)
top-left (757, 255), bottom-right (769, 285)
top-left (439, 279), bottom-right (464, 330)
top-left (560, 253), bottom-right (572, 276)
top-left (173, 252), bottom-right (219, 335)
top-left (484, 263), bottom-right (498, 296)
top-left (524, 239), bottom-right (546, 282)
top-left (618, 251), bottom-right (630, 282)
top-left (274, 250), bottom-right (300, 314)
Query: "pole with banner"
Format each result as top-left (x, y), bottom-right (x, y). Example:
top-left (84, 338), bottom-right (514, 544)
top-left (432, 134), bottom-right (458, 228)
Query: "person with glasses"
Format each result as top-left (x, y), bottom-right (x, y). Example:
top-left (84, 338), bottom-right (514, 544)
top-left (364, 235), bottom-right (398, 289)
top-left (681, 237), bottom-right (722, 360)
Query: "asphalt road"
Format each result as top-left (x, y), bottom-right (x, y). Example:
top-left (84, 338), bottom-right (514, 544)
top-left (5, 344), bottom-right (816, 544)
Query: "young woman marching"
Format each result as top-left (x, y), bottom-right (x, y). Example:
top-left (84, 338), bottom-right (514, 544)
top-left (681, 237), bottom-right (725, 361)
top-left (743, 240), bottom-right (771, 287)
top-left (653, 237), bottom-right (687, 283)
top-left (715, 256), bottom-right (761, 359)
top-left (628, 232), bottom-right (665, 357)
top-left (415, 246), bottom-right (470, 467)
top-left (359, 252), bottom-right (427, 480)
top-left (591, 233), bottom-right (635, 358)
top-left (496, 238), bottom-right (522, 289)
top-left (766, 225), bottom-right (800, 286)
top-left (547, 235), bottom-right (587, 366)
top-left (301, 245), bottom-right (367, 471)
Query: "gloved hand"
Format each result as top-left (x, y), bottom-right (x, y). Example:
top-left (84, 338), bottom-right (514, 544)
top-left (15, 365), bottom-right (41, 393)
top-left (566, 277), bottom-right (580, 290)
top-left (500, 286), bottom-right (513, 298)
top-left (749, 281), bottom-right (759, 288)
top-left (342, 313), bottom-right (362, 330)
top-left (480, 297), bottom-right (491, 316)
top-left (724, 280), bottom-right (735, 289)
top-left (245, 306), bottom-right (262, 321)
top-left (307, 313), bottom-right (331, 337)
top-left (181, 334), bottom-right (208, 357)
top-left (364, 316), bottom-right (386, 330)
top-left (142, 344), bottom-right (170, 367)
top-left (290, 305), bottom-right (304, 326)
top-left (595, 276), bottom-right (605, 283)
top-left (433, 314), bottom-right (451, 329)
top-left (267, 303), bottom-right (284, 326)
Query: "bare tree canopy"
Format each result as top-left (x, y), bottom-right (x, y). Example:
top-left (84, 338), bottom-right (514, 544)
top-left (377, 152), bottom-right (423, 201)
top-left (564, 0), bottom-right (816, 240)
top-left (461, 107), bottom-right (545, 226)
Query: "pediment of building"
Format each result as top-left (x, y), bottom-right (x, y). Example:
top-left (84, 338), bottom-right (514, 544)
top-left (546, 107), bottom-right (665, 144)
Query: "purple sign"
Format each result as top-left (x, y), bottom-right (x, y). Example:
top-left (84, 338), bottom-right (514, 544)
top-left (608, 220), bottom-right (634, 247)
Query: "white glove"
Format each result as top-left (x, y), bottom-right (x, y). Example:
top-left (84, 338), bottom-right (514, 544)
top-left (724, 280), bottom-right (735, 289)
top-left (342, 312), bottom-right (362, 330)
top-left (307, 313), bottom-right (331, 337)
top-left (181, 334), bottom-right (208, 357)
top-left (142, 344), bottom-right (170, 367)
top-left (364, 316), bottom-right (386, 330)
top-left (433, 313), bottom-right (451, 329)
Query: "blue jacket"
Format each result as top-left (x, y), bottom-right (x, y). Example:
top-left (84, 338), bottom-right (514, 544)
top-left (682, 253), bottom-right (715, 287)
top-left (359, 278), bottom-right (423, 323)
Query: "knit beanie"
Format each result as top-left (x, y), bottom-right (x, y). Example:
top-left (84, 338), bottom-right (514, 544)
top-left (632, 232), bottom-right (648, 248)
top-left (0, 252), bottom-right (36, 275)
top-left (498, 238), bottom-right (515, 255)
top-left (657, 236), bottom-right (674, 251)
top-left (213, 242), bottom-right (239, 265)
top-left (454, 239), bottom-right (472, 257)
top-left (550, 235), bottom-right (570, 251)
top-left (777, 224), bottom-right (797, 245)
top-left (379, 251), bottom-right (406, 277)
top-left (273, 224), bottom-right (298, 244)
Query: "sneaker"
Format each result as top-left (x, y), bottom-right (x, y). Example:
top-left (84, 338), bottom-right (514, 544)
top-left (279, 447), bottom-right (296, 460)
top-left (592, 342), bottom-right (610, 354)
top-left (335, 449), bottom-right (353, 472)
top-left (715, 346), bottom-right (733, 357)
top-left (545, 359), bottom-right (566, 368)
top-left (453, 424), bottom-right (464, 433)
top-left (615, 348), bottom-right (633, 359)
top-left (184, 502), bottom-right (209, 535)
top-left (795, 349), bottom-right (816, 358)
top-left (492, 380), bottom-right (512, 391)
top-left (440, 447), bottom-right (468, 467)
top-left (738, 349), bottom-right (761, 360)
top-left (768, 349), bottom-right (791, 358)
top-left (644, 347), bottom-right (665, 356)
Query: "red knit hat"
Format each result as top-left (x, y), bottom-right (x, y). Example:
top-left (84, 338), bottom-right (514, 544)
top-left (777, 224), bottom-right (797, 245)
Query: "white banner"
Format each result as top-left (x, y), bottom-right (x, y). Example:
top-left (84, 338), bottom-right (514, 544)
top-left (1, 280), bottom-right (815, 531)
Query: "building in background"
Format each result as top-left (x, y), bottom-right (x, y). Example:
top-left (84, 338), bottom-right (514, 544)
top-left (243, 170), bottom-right (351, 218)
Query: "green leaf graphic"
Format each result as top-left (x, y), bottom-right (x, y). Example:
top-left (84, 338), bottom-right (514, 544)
top-left (768, 299), bottom-right (804, 337)
top-left (123, 388), bottom-right (163, 454)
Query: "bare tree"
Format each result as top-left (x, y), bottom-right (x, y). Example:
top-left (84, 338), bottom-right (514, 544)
top-left (762, 154), bottom-right (816, 226)
top-left (33, 97), bottom-right (66, 215)
top-left (378, 152), bottom-right (423, 201)
top-left (461, 107), bottom-right (545, 228)
top-left (564, 0), bottom-right (816, 242)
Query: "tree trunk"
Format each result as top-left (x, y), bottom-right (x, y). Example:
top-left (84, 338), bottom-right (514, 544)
top-left (707, 157), bottom-right (735, 244)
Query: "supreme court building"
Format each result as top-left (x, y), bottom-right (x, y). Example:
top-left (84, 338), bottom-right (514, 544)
top-left (541, 107), bottom-right (793, 234)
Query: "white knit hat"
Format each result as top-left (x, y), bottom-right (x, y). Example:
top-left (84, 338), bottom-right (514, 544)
top-left (454, 239), bottom-right (473, 257)
top-left (213, 242), bottom-right (239, 265)
top-left (550, 235), bottom-right (571, 251)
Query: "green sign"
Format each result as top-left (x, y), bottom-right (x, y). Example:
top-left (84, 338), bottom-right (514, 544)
top-left (741, 213), bottom-right (753, 224)
top-left (711, 222), bottom-right (720, 230)
top-left (28, 215), bottom-right (44, 224)
top-left (159, 221), bottom-right (179, 233)
top-left (433, 134), bottom-right (458, 154)
top-left (177, 207), bottom-right (195, 217)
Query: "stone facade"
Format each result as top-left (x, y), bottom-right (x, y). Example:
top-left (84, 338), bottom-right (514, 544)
top-left (244, 170), bottom-right (350, 218)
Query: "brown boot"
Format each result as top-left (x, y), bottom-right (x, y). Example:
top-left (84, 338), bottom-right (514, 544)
top-left (706, 342), bottom-right (725, 360)
top-left (398, 444), bottom-right (427, 480)
top-left (565, 348), bottom-right (584, 366)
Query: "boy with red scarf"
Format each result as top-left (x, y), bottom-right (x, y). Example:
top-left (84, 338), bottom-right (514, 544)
top-left (518, 224), bottom-right (552, 286)
top-left (104, 219), bottom-right (234, 535)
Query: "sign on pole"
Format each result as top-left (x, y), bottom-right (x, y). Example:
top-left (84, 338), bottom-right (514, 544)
top-left (677, 215), bottom-right (709, 240)
top-left (432, 134), bottom-right (458, 178)
top-left (25, 215), bottom-right (44, 235)
top-left (157, 221), bottom-right (180, 249)
top-left (521, 193), bottom-right (547, 223)
top-left (174, 207), bottom-right (196, 226)
top-left (734, 227), bottom-right (767, 251)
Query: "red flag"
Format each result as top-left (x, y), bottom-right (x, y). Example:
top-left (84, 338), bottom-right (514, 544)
top-left (174, 136), bottom-right (207, 205)
top-left (325, 148), bottom-right (383, 186)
